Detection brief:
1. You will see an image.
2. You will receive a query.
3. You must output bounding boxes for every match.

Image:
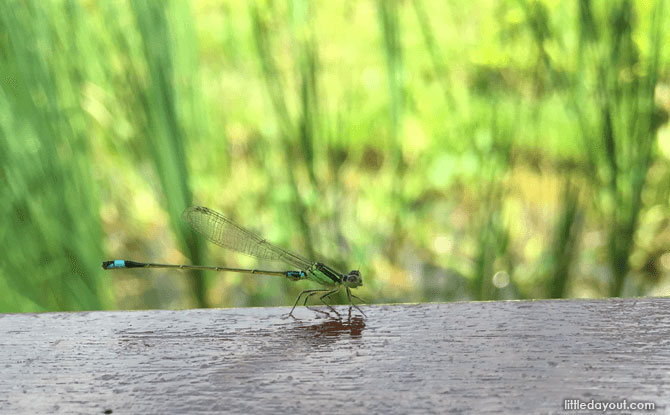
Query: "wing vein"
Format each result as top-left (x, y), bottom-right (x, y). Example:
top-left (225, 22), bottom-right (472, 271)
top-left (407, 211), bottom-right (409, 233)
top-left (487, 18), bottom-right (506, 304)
top-left (182, 206), bottom-right (313, 270)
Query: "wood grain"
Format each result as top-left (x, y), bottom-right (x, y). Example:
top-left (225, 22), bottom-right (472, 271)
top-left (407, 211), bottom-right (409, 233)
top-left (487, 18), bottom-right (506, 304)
top-left (2, 298), bottom-right (669, 414)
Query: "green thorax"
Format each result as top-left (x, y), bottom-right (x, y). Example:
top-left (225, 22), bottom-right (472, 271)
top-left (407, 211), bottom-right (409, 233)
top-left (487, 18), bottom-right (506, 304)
top-left (305, 263), bottom-right (342, 287)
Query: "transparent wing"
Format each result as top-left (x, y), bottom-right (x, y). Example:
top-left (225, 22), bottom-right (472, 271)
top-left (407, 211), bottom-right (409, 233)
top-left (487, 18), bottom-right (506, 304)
top-left (182, 206), bottom-right (313, 270)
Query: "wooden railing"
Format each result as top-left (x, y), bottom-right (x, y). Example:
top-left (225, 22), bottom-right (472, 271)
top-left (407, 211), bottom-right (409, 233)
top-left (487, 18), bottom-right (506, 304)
top-left (2, 297), bottom-right (668, 413)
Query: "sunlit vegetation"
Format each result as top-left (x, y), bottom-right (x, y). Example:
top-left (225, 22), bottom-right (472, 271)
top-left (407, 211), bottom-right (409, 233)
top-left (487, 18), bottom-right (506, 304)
top-left (1, 0), bottom-right (669, 312)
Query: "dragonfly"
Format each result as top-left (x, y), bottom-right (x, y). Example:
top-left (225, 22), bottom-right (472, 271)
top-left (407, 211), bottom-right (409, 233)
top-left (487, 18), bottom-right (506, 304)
top-left (102, 206), bottom-right (365, 317)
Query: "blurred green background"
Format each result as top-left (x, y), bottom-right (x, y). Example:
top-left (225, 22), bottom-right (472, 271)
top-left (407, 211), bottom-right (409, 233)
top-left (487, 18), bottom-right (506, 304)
top-left (1, 0), bottom-right (669, 313)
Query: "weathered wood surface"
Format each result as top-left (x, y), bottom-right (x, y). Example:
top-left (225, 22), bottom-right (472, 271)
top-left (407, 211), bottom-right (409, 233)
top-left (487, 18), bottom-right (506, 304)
top-left (1, 298), bottom-right (669, 414)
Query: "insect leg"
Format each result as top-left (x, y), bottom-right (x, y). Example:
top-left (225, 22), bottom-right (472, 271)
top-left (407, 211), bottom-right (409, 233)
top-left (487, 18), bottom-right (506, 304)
top-left (346, 287), bottom-right (367, 317)
top-left (288, 289), bottom-right (328, 317)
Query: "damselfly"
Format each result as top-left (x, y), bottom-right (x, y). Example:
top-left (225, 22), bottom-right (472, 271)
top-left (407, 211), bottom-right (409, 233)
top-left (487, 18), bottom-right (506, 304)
top-left (102, 206), bottom-right (365, 317)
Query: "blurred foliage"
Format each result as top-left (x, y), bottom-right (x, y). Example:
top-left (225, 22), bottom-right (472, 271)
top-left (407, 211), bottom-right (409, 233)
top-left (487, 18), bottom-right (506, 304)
top-left (1, 0), bottom-right (669, 313)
